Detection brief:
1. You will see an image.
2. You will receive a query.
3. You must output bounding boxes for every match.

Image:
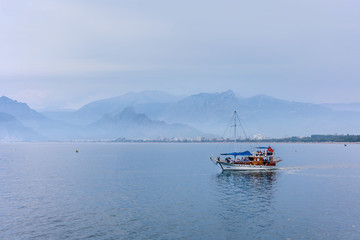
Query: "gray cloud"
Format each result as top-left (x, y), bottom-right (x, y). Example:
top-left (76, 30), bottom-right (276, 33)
top-left (0, 0), bottom-right (359, 108)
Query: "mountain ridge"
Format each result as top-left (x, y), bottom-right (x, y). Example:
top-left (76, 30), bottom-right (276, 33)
top-left (2, 90), bottom-right (360, 141)
top-left (0, 112), bottom-right (46, 141)
top-left (85, 107), bottom-right (205, 139)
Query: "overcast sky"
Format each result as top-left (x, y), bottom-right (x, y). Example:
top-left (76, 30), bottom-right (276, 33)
top-left (0, 0), bottom-right (359, 110)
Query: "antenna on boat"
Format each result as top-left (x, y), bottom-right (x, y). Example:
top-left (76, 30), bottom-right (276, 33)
top-left (234, 111), bottom-right (237, 159)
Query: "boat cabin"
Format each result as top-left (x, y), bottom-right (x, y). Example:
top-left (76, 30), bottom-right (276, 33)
top-left (219, 146), bottom-right (278, 166)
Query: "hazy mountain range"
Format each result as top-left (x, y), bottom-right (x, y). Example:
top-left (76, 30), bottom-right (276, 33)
top-left (1, 91), bottom-right (360, 141)
top-left (322, 103), bottom-right (360, 112)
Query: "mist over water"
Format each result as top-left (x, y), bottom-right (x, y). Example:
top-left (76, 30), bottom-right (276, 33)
top-left (1, 142), bottom-right (359, 239)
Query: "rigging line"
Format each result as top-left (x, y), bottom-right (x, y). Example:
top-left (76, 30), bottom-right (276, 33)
top-left (214, 112), bottom-right (236, 154)
top-left (235, 111), bottom-right (262, 151)
top-left (233, 96), bottom-right (264, 150)
top-left (233, 101), bottom-right (262, 149)
top-left (233, 99), bottom-right (254, 145)
top-left (225, 112), bottom-right (237, 153)
top-left (223, 111), bottom-right (236, 140)
top-left (240, 117), bottom-right (262, 149)
top-left (244, 118), bottom-right (263, 148)
top-left (235, 111), bottom-right (253, 149)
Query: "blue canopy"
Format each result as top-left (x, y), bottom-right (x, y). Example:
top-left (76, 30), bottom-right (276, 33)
top-left (221, 151), bottom-right (251, 156)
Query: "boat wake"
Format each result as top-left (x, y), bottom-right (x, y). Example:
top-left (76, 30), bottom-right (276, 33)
top-left (278, 164), bottom-right (360, 171)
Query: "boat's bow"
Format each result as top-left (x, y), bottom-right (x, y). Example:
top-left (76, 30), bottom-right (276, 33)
top-left (210, 156), bottom-right (219, 164)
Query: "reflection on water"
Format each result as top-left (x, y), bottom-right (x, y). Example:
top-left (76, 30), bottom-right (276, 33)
top-left (1, 143), bottom-right (360, 239)
top-left (215, 171), bottom-right (278, 199)
top-left (213, 171), bottom-right (278, 235)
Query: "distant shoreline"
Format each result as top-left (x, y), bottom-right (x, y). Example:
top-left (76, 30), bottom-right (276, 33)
top-left (2, 134), bottom-right (360, 144)
top-left (0, 141), bottom-right (359, 144)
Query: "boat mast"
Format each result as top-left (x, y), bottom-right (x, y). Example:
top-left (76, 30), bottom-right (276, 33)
top-left (234, 111), bottom-right (237, 159)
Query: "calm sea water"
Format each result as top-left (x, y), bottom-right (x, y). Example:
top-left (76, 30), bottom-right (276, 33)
top-left (0, 142), bottom-right (360, 239)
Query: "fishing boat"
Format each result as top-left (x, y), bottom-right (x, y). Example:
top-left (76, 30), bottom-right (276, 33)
top-left (210, 111), bottom-right (282, 171)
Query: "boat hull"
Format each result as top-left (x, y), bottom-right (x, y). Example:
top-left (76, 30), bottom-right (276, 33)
top-left (217, 162), bottom-right (277, 171)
